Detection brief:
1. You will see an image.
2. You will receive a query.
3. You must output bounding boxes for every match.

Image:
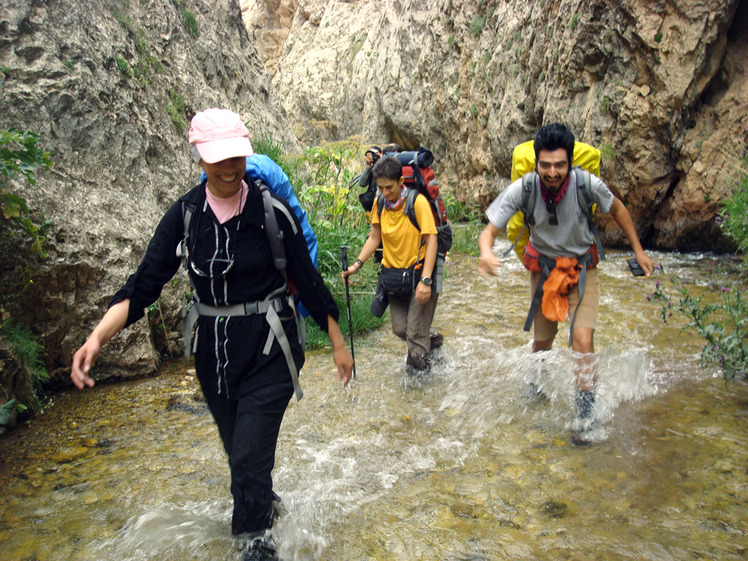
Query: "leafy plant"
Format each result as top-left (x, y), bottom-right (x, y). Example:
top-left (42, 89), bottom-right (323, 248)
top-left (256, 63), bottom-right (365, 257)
top-left (173, 0), bottom-right (199, 37)
top-left (115, 56), bottom-right (132, 78)
top-left (165, 89), bottom-right (186, 131)
top-left (648, 272), bottom-right (746, 382)
top-left (441, 190), bottom-right (481, 223)
top-left (450, 222), bottom-right (482, 257)
top-left (470, 15), bottom-right (486, 37)
top-left (0, 128), bottom-right (53, 257)
top-left (647, 145), bottom-right (748, 382)
top-left (1, 320), bottom-right (50, 408)
top-left (600, 143), bottom-right (615, 163)
top-left (601, 95), bottom-right (612, 115)
top-left (0, 399), bottom-right (27, 428)
top-left (717, 145), bottom-right (748, 257)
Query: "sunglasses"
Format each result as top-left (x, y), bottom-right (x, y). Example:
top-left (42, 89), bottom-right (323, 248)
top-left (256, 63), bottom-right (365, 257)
top-left (190, 256), bottom-right (235, 278)
top-left (545, 200), bottom-right (559, 226)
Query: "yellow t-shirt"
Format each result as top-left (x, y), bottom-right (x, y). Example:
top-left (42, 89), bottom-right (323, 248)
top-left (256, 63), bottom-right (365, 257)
top-left (372, 191), bottom-right (437, 269)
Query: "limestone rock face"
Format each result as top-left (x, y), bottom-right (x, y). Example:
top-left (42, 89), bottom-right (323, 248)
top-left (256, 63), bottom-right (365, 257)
top-left (240, 0), bottom-right (298, 77)
top-left (0, 0), bottom-right (297, 385)
top-left (246, 0), bottom-right (747, 251)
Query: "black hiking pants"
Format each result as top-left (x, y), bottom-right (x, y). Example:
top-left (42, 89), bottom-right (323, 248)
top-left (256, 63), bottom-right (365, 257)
top-left (197, 356), bottom-right (295, 535)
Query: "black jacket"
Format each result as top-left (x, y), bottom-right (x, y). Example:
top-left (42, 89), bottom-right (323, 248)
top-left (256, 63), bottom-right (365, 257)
top-left (110, 175), bottom-right (338, 397)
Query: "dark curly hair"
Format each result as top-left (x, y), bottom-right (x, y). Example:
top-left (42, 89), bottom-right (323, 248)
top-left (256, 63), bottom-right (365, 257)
top-left (534, 123), bottom-right (575, 166)
top-left (371, 156), bottom-right (402, 181)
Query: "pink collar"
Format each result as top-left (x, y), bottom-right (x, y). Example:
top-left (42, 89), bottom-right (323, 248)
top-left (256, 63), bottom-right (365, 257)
top-left (205, 181), bottom-right (248, 224)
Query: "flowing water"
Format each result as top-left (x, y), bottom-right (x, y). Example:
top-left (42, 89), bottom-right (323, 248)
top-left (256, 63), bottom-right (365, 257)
top-left (1, 244), bottom-right (746, 561)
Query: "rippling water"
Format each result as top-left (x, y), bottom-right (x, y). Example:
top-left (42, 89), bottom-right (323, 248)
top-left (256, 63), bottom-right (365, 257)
top-left (1, 246), bottom-right (746, 561)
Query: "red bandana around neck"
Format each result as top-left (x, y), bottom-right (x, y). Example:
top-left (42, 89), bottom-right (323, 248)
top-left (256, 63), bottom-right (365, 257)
top-left (539, 174), bottom-right (571, 206)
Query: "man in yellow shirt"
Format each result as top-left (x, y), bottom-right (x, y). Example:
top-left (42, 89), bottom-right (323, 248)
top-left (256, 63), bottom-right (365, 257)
top-left (343, 156), bottom-right (440, 373)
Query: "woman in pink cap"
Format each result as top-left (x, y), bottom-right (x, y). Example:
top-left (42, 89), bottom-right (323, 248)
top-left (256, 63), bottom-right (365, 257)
top-left (71, 108), bottom-right (353, 560)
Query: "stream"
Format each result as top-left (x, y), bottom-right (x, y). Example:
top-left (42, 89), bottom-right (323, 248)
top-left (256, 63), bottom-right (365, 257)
top-left (0, 245), bottom-right (746, 561)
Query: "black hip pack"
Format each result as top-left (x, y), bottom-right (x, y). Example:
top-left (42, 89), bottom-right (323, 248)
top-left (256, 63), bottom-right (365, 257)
top-left (379, 262), bottom-right (421, 298)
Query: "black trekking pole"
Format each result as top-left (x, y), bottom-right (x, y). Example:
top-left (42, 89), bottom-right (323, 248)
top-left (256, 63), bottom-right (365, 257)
top-left (341, 246), bottom-right (357, 378)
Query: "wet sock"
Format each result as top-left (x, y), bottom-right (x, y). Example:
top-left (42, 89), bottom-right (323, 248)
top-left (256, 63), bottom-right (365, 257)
top-left (575, 390), bottom-right (595, 420)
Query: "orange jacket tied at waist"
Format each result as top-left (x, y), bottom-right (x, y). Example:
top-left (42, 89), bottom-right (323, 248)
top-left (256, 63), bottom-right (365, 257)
top-left (541, 256), bottom-right (579, 322)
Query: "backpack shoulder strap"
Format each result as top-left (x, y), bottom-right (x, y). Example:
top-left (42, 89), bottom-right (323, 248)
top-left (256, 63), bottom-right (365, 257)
top-left (404, 189), bottom-right (421, 231)
top-left (177, 200), bottom-right (196, 268)
top-left (573, 167), bottom-right (594, 221)
top-left (257, 180), bottom-right (288, 274)
top-left (573, 167), bottom-right (606, 261)
top-left (521, 172), bottom-right (538, 226)
top-left (376, 193), bottom-right (385, 218)
top-left (502, 174), bottom-right (536, 258)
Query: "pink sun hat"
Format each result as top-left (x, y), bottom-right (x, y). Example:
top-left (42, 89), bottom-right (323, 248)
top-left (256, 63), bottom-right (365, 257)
top-left (188, 108), bottom-right (254, 164)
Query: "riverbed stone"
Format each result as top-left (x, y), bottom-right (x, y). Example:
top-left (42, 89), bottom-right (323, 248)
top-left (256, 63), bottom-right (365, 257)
top-left (51, 446), bottom-right (90, 464)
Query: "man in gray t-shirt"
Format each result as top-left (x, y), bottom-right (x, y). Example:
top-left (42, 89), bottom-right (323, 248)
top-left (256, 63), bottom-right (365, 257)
top-left (477, 123), bottom-right (653, 445)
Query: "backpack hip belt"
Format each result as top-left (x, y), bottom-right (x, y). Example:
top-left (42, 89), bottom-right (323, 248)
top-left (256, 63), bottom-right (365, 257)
top-left (183, 286), bottom-right (304, 400)
top-left (523, 244), bottom-right (594, 348)
top-left (194, 296), bottom-right (286, 317)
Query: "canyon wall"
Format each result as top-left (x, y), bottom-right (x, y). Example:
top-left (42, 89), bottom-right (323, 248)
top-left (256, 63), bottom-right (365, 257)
top-left (247, 0), bottom-right (748, 250)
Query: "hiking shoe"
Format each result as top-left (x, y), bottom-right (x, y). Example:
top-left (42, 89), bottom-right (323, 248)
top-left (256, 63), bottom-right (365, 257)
top-left (243, 537), bottom-right (279, 561)
top-left (429, 329), bottom-right (444, 350)
top-left (406, 351), bottom-right (430, 375)
top-left (570, 427), bottom-right (595, 446)
top-left (521, 382), bottom-right (549, 403)
top-left (271, 491), bottom-right (286, 521)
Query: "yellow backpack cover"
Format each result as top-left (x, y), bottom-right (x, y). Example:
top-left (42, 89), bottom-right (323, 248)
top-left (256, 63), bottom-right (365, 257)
top-left (506, 141), bottom-right (601, 259)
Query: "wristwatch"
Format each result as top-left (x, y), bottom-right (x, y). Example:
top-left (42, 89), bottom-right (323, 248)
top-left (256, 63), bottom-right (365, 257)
top-left (420, 276), bottom-right (432, 286)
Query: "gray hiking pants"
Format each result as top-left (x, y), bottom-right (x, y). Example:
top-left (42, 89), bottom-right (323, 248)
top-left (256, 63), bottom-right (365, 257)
top-left (389, 289), bottom-right (439, 364)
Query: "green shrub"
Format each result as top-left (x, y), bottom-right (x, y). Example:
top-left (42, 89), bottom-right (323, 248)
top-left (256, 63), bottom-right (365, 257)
top-left (182, 10), bottom-right (199, 37)
top-left (450, 222), bottom-right (482, 257)
top-left (441, 190), bottom-right (481, 223)
top-left (648, 270), bottom-right (746, 383)
top-left (165, 90), bottom-right (186, 132)
top-left (115, 56), bottom-right (132, 78)
top-left (0, 128), bottom-right (53, 257)
top-left (601, 95), bottom-right (612, 115)
top-left (718, 147), bottom-right (748, 257)
top-left (1, 320), bottom-right (49, 409)
top-left (253, 137), bottom-right (386, 347)
top-left (648, 146), bottom-right (748, 382)
top-left (470, 15), bottom-right (485, 37)
top-left (600, 143), bottom-right (615, 163)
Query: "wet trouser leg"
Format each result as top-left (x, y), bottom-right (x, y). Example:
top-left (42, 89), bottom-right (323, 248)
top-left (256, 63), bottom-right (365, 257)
top-left (199, 376), bottom-right (294, 535)
top-left (389, 290), bottom-right (439, 365)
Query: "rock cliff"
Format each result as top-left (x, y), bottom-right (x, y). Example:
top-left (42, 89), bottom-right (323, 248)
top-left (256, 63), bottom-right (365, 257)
top-left (247, 0), bottom-right (747, 250)
top-left (1, 0), bottom-right (746, 397)
top-left (0, 0), bottom-right (297, 388)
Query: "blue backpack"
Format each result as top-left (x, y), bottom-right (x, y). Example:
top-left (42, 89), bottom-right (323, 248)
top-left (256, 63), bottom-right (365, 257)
top-left (199, 154), bottom-right (318, 318)
top-left (200, 154), bottom-right (318, 266)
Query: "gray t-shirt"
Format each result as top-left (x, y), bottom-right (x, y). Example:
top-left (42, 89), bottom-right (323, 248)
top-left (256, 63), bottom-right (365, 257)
top-left (485, 170), bottom-right (614, 259)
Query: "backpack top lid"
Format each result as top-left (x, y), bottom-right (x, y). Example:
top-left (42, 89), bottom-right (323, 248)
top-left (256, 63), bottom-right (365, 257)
top-left (384, 147), bottom-right (434, 169)
top-left (511, 140), bottom-right (601, 182)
